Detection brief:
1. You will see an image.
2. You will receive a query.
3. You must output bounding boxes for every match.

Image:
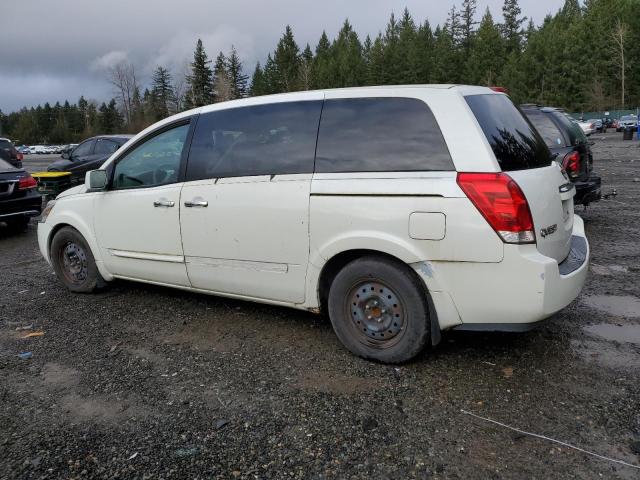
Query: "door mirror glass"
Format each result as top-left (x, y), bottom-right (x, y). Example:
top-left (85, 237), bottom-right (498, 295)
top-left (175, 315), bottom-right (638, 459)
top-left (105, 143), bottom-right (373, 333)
top-left (61, 152), bottom-right (69, 159)
top-left (86, 170), bottom-right (107, 192)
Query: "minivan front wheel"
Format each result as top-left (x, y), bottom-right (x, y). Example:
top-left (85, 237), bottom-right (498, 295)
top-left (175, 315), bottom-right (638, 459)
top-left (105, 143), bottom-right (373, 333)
top-left (328, 256), bottom-right (431, 363)
top-left (50, 226), bottom-right (105, 293)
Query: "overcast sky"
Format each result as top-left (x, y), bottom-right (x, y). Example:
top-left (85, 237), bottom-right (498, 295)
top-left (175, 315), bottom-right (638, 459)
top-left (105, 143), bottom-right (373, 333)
top-left (1, 0), bottom-right (565, 112)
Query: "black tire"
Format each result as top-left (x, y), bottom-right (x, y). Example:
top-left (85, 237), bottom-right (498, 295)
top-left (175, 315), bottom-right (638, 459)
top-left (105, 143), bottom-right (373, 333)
top-left (50, 226), bottom-right (105, 293)
top-left (327, 255), bottom-right (431, 363)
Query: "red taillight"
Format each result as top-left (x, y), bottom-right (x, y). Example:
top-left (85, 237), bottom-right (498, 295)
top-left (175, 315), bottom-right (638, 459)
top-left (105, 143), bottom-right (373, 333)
top-left (456, 172), bottom-right (535, 244)
top-left (18, 175), bottom-right (37, 190)
top-left (16, 152), bottom-right (23, 161)
top-left (562, 151), bottom-right (580, 179)
top-left (489, 86), bottom-right (508, 93)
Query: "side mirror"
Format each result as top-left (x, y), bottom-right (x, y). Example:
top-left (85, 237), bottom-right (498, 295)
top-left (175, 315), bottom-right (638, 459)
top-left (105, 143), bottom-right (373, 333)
top-left (61, 152), bottom-right (69, 159)
top-left (85, 170), bottom-right (107, 192)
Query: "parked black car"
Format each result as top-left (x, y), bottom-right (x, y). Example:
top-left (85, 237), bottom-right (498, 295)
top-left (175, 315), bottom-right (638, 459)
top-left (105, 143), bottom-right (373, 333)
top-left (47, 135), bottom-right (132, 178)
top-left (521, 105), bottom-right (601, 206)
top-left (0, 158), bottom-right (42, 229)
top-left (0, 137), bottom-right (24, 169)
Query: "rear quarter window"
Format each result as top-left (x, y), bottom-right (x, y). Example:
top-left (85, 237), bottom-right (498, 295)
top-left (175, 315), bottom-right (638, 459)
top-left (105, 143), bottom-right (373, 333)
top-left (466, 94), bottom-right (552, 171)
top-left (315, 97), bottom-right (453, 173)
top-left (523, 110), bottom-right (566, 148)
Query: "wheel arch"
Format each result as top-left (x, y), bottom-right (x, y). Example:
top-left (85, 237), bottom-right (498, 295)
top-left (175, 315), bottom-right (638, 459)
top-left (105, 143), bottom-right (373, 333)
top-left (313, 248), bottom-right (442, 345)
top-left (47, 215), bottom-right (113, 281)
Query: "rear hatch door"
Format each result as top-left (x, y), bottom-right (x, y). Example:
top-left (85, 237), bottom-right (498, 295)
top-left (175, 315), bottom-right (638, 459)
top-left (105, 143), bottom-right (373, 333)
top-left (465, 94), bottom-right (573, 263)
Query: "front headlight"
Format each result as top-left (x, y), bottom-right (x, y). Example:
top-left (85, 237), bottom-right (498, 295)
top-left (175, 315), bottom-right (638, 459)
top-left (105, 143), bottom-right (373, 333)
top-left (39, 200), bottom-right (56, 223)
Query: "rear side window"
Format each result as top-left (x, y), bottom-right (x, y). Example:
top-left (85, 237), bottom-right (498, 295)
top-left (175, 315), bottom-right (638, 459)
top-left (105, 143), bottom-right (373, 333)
top-left (315, 97), bottom-right (453, 173)
top-left (0, 140), bottom-right (13, 149)
top-left (466, 95), bottom-right (552, 171)
top-left (551, 111), bottom-right (586, 145)
top-left (186, 101), bottom-right (322, 180)
top-left (524, 111), bottom-right (566, 148)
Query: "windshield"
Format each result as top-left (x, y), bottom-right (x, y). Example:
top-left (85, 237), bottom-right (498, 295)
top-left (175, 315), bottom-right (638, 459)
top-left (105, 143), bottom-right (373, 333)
top-left (466, 94), bottom-right (552, 171)
top-left (621, 115), bottom-right (637, 121)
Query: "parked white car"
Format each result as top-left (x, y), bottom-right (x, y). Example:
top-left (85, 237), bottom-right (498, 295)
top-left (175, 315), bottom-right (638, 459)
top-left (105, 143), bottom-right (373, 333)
top-left (31, 145), bottom-right (47, 154)
top-left (37, 86), bottom-right (589, 363)
top-left (577, 120), bottom-right (596, 136)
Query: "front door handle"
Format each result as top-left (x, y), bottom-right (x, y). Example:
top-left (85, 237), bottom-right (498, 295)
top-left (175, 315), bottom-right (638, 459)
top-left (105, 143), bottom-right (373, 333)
top-left (153, 199), bottom-right (175, 207)
top-left (184, 200), bottom-right (208, 208)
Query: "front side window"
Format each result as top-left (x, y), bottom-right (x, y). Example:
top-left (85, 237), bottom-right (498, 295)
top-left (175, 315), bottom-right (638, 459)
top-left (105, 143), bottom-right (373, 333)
top-left (186, 101), bottom-right (322, 180)
top-left (112, 123), bottom-right (189, 189)
top-left (315, 97), bottom-right (453, 173)
top-left (94, 138), bottom-right (120, 155)
top-left (72, 139), bottom-right (95, 158)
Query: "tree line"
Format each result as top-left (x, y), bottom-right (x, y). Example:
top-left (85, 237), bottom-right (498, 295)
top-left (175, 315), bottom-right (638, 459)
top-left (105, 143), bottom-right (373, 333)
top-left (2, 0), bottom-right (638, 144)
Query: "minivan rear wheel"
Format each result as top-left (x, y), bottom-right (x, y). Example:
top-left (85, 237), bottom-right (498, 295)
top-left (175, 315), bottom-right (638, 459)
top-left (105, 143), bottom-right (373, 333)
top-left (50, 226), bottom-right (105, 293)
top-left (328, 255), bottom-right (430, 363)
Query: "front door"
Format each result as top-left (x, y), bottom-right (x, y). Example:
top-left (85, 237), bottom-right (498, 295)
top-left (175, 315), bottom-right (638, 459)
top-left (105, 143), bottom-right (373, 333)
top-left (94, 122), bottom-right (192, 286)
top-left (179, 96), bottom-right (323, 302)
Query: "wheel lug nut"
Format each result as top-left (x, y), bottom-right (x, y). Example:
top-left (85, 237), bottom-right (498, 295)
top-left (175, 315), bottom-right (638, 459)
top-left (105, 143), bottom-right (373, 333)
top-left (367, 315), bottom-right (372, 320)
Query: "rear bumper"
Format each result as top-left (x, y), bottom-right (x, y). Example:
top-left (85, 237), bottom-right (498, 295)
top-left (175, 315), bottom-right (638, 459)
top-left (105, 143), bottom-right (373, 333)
top-left (0, 193), bottom-right (42, 219)
top-left (574, 176), bottom-right (601, 205)
top-left (416, 216), bottom-right (589, 330)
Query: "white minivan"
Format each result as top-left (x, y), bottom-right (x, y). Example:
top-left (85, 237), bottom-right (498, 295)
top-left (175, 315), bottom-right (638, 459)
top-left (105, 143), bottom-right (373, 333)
top-left (38, 86), bottom-right (589, 363)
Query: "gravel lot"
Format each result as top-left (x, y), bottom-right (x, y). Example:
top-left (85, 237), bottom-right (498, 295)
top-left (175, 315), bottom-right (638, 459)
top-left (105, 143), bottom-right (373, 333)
top-left (1, 135), bottom-right (639, 479)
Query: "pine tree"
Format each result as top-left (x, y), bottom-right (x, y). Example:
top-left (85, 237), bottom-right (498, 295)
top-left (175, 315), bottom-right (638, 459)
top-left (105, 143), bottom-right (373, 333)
top-left (150, 66), bottom-right (174, 120)
top-left (273, 25), bottom-right (301, 91)
top-left (397, 8), bottom-right (419, 84)
top-left (329, 19), bottom-right (365, 88)
top-left (186, 39), bottom-right (214, 107)
top-left (130, 85), bottom-right (146, 131)
top-left (299, 44), bottom-right (314, 90)
top-left (213, 51), bottom-right (232, 102)
top-left (249, 62), bottom-right (266, 96)
top-left (367, 34), bottom-right (386, 85)
top-left (262, 54), bottom-right (280, 94)
top-left (502, 0), bottom-right (527, 55)
top-left (467, 8), bottom-right (505, 85)
top-left (312, 31), bottom-right (332, 88)
top-left (460, 0), bottom-right (479, 52)
top-left (382, 12), bottom-right (401, 84)
top-left (415, 20), bottom-right (434, 83)
top-left (227, 46), bottom-right (249, 99)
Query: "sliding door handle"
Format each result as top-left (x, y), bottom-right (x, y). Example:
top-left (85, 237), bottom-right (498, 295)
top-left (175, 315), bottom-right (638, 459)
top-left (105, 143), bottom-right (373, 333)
top-left (153, 199), bottom-right (175, 207)
top-left (184, 200), bottom-right (208, 208)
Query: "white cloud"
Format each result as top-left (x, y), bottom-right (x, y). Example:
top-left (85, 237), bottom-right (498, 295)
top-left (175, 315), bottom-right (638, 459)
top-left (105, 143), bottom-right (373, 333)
top-left (89, 50), bottom-right (130, 72)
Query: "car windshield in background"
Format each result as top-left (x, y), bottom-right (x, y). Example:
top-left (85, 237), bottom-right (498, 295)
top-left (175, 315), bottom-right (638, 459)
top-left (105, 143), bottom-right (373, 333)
top-left (0, 140), bottom-right (12, 149)
top-left (466, 94), bottom-right (552, 171)
top-left (621, 115), bottom-right (636, 121)
top-left (525, 110), bottom-right (565, 148)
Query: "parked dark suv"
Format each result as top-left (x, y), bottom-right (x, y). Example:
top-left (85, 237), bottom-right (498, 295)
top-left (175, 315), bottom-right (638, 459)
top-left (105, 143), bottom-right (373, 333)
top-left (521, 105), bottom-right (601, 206)
top-left (0, 138), bottom-right (24, 169)
top-left (47, 135), bottom-right (132, 178)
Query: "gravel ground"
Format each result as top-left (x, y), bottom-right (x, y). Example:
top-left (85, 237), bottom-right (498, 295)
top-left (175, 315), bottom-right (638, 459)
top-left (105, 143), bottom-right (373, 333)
top-left (1, 134), bottom-right (639, 479)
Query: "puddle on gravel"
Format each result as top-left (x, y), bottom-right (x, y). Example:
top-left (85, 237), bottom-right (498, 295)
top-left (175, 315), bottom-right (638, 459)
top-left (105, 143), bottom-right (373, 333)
top-left (573, 339), bottom-right (640, 370)
top-left (584, 324), bottom-right (640, 344)
top-left (582, 295), bottom-right (640, 318)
